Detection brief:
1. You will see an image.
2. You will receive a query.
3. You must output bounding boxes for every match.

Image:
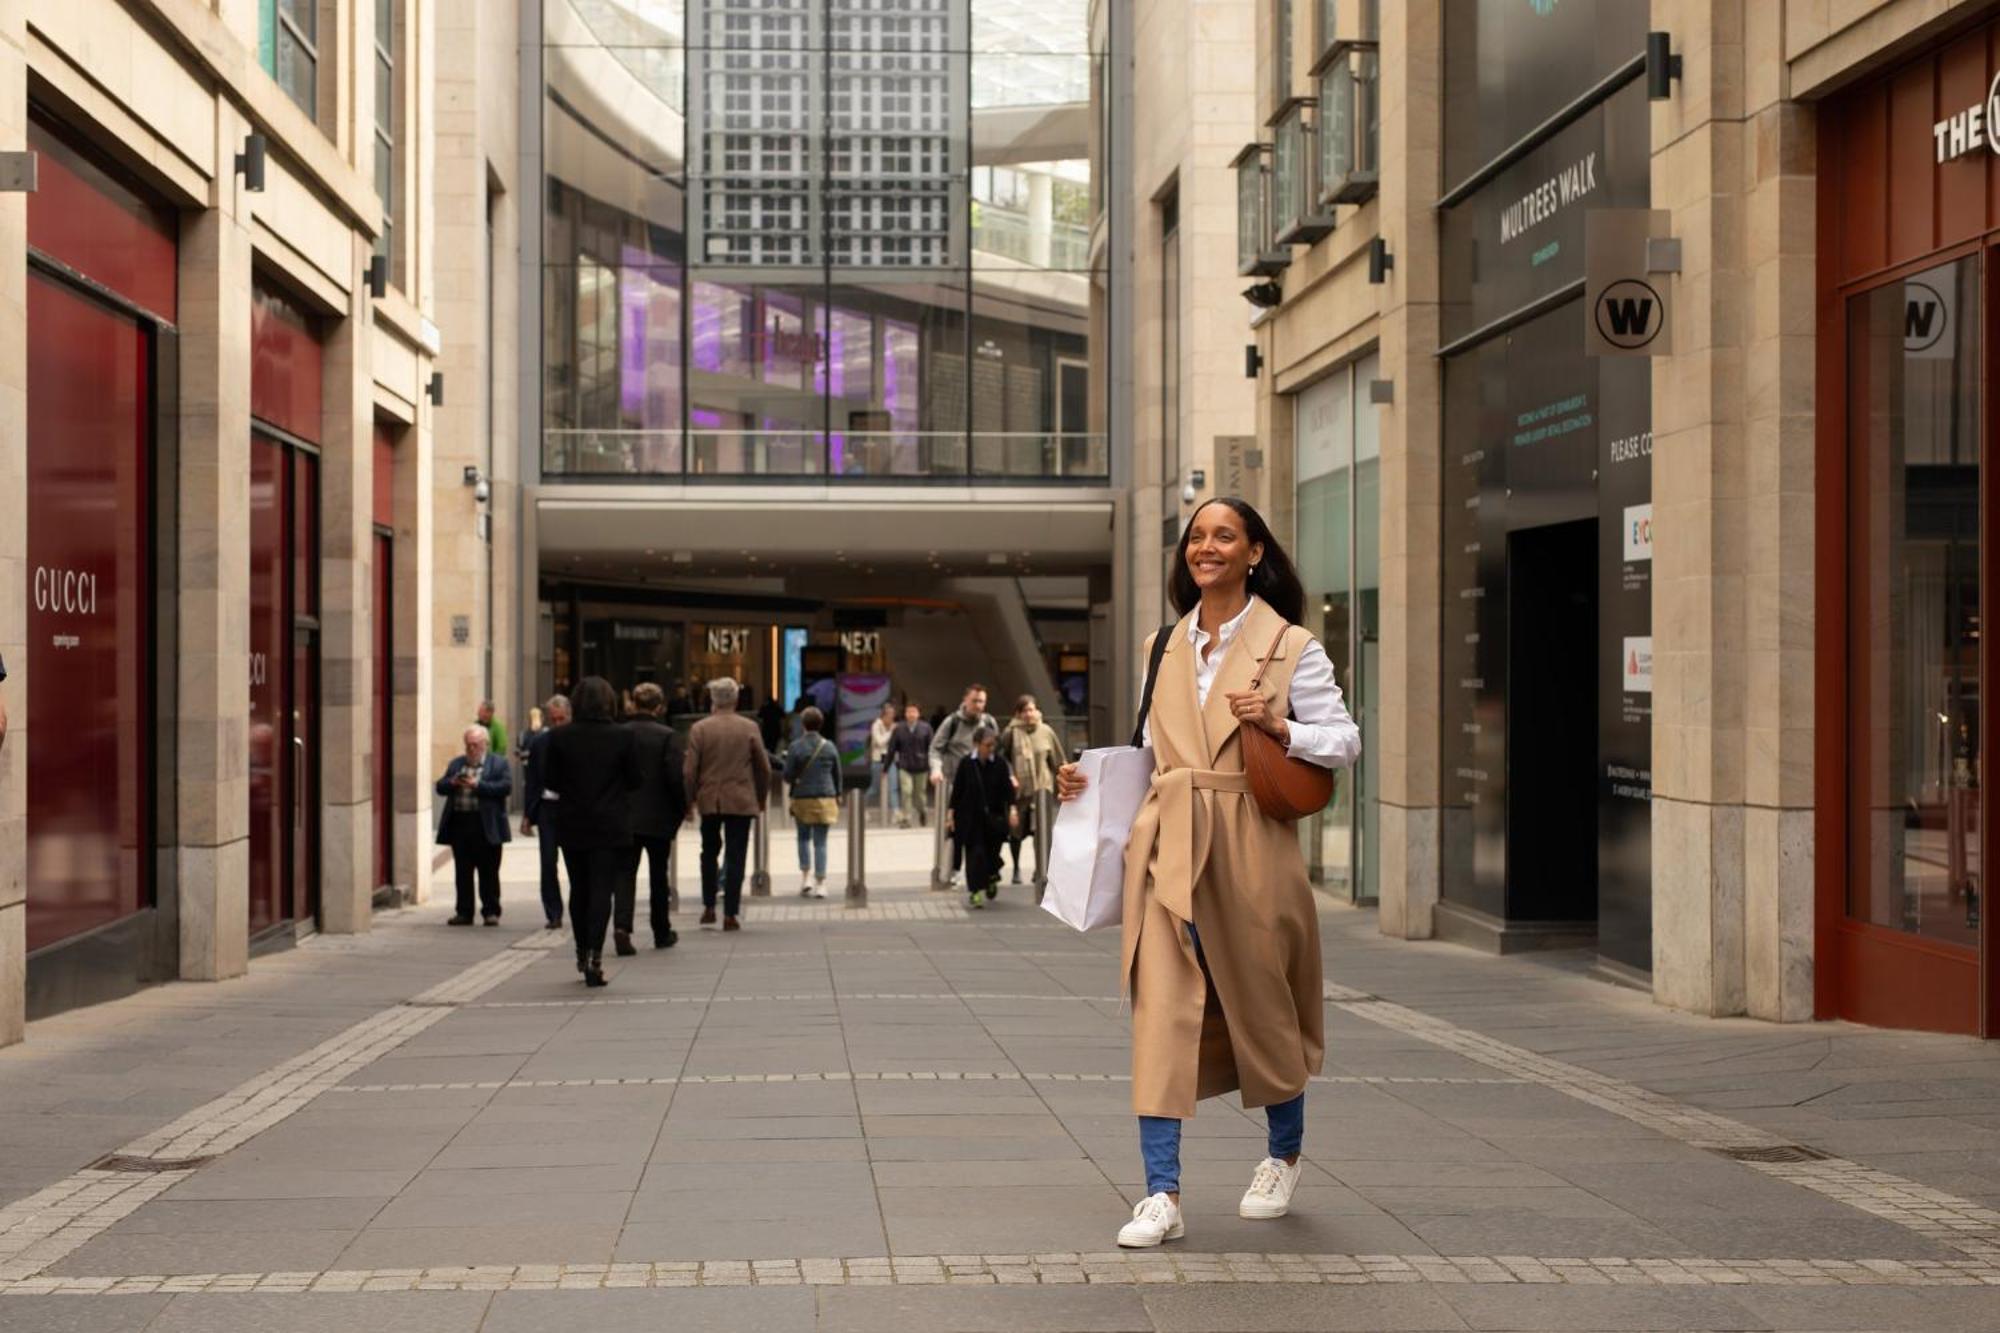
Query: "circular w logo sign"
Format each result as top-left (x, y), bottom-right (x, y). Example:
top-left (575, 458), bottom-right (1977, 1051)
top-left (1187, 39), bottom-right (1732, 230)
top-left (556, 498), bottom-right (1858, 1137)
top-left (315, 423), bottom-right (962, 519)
top-left (1594, 279), bottom-right (1663, 350)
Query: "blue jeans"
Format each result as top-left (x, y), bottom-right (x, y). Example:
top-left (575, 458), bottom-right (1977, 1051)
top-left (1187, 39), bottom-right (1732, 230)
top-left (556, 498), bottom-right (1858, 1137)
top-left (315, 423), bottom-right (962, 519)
top-left (1137, 921), bottom-right (1307, 1195)
top-left (1139, 1094), bottom-right (1305, 1197)
top-left (796, 821), bottom-right (829, 878)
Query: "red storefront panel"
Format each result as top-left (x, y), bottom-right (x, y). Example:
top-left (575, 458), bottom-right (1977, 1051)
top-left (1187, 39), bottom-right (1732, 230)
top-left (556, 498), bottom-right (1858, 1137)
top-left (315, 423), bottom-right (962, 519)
top-left (373, 423), bottom-right (396, 528)
top-left (26, 118), bottom-right (177, 322)
top-left (251, 285), bottom-right (323, 443)
top-left (25, 274), bottom-right (151, 952)
top-left (373, 532), bottom-right (394, 892)
top-left (248, 435), bottom-right (286, 936)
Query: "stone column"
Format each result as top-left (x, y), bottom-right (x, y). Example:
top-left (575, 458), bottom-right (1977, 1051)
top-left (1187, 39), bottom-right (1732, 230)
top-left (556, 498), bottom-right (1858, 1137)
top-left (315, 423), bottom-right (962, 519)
top-left (0, 0), bottom-right (29, 1044)
top-left (1373, 0), bottom-right (1443, 939)
top-left (315, 240), bottom-right (375, 934)
top-left (1649, 0), bottom-right (1815, 1019)
top-left (173, 115), bottom-right (256, 982)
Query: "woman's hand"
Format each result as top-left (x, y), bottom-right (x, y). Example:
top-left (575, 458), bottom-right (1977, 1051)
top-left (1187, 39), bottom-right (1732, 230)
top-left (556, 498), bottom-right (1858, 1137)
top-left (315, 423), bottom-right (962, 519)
top-left (1225, 689), bottom-right (1290, 741)
top-left (1055, 761), bottom-right (1088, 803)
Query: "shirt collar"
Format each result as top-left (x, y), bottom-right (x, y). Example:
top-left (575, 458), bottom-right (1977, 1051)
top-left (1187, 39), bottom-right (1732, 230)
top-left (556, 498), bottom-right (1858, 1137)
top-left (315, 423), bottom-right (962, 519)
top-left (1187, 596), bottom-right (1259, 648)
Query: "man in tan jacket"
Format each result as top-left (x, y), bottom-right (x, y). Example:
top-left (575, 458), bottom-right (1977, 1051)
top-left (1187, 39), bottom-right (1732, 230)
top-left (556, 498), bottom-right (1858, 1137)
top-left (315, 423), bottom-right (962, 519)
top-left (683, 676), bottom-right (772, 930)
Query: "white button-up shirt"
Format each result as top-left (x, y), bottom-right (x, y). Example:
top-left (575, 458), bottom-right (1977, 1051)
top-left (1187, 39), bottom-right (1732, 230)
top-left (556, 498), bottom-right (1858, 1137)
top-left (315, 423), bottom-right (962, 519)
top-left (1145, 597), bottom-right (1361, 769)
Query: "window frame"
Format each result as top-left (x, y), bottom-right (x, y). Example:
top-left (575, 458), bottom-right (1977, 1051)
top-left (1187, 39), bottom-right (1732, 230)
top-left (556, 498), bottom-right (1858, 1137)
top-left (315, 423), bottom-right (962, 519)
top-left (1231, 142), bottom-right (1290, 277)
top-left (1315, 46), bottom-right (1379, 206)
top-left (1272, 98), bottom-right (1335, 245)
top-left (263, 0), bottom-right (321, 121)
top-left (373, 0), bottom-right (401, 288)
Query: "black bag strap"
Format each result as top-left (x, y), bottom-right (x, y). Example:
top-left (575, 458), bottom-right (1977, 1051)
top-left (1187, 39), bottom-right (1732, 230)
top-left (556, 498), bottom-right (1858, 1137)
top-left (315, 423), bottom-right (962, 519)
top-left (1129, 623), bottom-right (1175, 748)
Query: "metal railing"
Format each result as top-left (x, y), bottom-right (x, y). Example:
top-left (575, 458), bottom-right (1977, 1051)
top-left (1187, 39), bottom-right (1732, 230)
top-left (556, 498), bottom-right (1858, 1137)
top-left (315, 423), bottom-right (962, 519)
top-left (544, 428), bottom-right (1108, 481)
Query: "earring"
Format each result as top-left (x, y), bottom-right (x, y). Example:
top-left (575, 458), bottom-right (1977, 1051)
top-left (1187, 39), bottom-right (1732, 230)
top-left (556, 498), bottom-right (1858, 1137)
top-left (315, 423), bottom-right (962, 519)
top-left (1249, 564), bottom-right (1258, 574)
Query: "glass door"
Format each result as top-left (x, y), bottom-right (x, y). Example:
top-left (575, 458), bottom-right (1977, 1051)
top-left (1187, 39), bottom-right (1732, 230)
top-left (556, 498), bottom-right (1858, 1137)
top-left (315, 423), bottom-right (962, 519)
top-left (248, 430), bottom-right (320, 935)
top-left (1840, 251), bottom-right (1983, 1032)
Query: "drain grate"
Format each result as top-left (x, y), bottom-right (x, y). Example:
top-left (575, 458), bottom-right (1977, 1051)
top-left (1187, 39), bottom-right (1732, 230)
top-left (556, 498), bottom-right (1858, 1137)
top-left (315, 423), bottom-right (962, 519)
top-left (1712, 1144), bottom-right (1835, 1165)
top-left (86, 1153), bottom-right (215, 1174)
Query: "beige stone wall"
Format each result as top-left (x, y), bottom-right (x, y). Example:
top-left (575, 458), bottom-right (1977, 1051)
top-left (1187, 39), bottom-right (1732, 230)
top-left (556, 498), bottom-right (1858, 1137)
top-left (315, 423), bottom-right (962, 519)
top-left (1649, 0), bottom-right (1817, 1021)
top-left (0, 0), bottom-right (506, 1039)
top-left (1127, 0), bottom-right (1261, 663)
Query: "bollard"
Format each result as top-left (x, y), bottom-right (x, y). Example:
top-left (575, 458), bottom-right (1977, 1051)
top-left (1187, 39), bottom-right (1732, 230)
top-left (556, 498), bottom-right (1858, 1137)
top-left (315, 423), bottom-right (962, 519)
top-left (929, 779), bottom-right (951, 891)
top-left (1033, 787), bottom-right (1055, 904)
top-left (667, 829), bottom-right (680, 909)
top-left (845, 788), bottom-right (867, 908)
top-left (750, 812), bottom-right (772, 896)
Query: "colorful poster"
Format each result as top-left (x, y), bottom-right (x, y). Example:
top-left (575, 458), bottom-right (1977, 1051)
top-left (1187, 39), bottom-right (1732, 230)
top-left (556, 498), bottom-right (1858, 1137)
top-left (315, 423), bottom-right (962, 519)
top-left (836, 672), bottom-right (892, 779)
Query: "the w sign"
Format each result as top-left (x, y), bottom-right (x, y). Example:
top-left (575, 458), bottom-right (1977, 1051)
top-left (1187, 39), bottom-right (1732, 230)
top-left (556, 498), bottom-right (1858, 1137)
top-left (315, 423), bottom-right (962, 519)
top-left (1593, 279), bottom-right (1664, 352)
top-left (1584, 209), bottom-right (1673, 358)
top-left (1904, 279), bottom-right (1950, 356)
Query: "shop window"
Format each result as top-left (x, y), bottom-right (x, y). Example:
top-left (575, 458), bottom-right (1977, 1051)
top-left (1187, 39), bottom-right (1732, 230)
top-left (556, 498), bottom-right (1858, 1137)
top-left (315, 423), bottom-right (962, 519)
top-left (1312, 1), bottom-right (1379, 207)
top-left (260, 0), bottom-right (319, 121)
top-left (1231, 142), bottom-right (1289, 277)
top-left (373, 0), bottom-right (401, 288)
top-left (1272, 101), bottom-right (1334, 245)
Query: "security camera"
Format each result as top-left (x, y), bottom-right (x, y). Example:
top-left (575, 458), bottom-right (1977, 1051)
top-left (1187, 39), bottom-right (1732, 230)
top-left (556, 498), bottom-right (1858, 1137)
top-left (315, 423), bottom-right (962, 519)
top-left (1180, 479), bottom-right (1197, 505)
top-left (473, 476), bottom-right (491, 504)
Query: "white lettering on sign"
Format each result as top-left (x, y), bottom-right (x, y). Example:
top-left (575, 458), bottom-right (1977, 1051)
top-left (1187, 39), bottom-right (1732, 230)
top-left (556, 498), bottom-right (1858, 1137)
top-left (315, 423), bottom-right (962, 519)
top-left (32, 566), bottom-right (99, 617)
top-left (1933, 71), bottom-right (2000, 163)
top-left (249, 652), bottom-right (269, 688)
top-left (1498, 151), bottom-right (1598, 246)
top-left (840, 630), bottom-right (881, 657)
top-left (707, 627), bottom-right (751, 656)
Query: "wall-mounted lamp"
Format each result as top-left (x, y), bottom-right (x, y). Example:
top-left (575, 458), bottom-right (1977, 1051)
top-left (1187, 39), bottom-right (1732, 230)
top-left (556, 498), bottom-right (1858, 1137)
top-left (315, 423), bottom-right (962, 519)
top-left (236, 133), bottom-right (267, 192)
top-left (426, 371), bottom-right (445, 406)
top-left (1242, 281), bottom-right (1282, 309)
top-left (1181, 468), bottom-right (1206, 506)
top-left (462, 464), bottom-right (490, 504)
top-left (1646, 32), bottom-right (1683, 100)
top-left (1368, 378), bottom-right (1394, 405)
top-left (1245, 344), bottom-right (1264, 379)
top-left (366, 254), bottom-right (389, 300)
top-left (1368, 237), bottom-right (1393, 284)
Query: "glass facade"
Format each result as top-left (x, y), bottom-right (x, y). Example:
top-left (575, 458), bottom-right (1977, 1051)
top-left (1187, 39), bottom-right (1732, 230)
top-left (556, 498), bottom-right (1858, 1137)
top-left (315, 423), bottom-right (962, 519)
top-left (1295, 354), bottom-right (1378, 901)
top-left (540, 0), bottom-right (1103, 480)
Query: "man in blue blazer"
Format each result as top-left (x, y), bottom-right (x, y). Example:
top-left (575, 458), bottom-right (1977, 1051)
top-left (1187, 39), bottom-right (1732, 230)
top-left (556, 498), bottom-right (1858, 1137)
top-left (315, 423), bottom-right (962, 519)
top-left (436, 725), bottom-right (513, 925)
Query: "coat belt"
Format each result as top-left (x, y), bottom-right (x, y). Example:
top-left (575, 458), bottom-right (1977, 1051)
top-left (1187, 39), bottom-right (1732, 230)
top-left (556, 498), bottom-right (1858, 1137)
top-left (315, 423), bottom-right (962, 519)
top-left (1148, 766), bottom-right (1252, 925)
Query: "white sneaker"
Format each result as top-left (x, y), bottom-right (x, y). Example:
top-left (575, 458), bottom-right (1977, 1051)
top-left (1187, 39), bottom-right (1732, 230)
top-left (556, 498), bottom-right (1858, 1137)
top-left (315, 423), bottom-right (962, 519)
top-left (807, 881), bottom-right (828, 899)
top-left (1239, 1156), bottom-right (1302, 1219)
top-left (1116, 1192), bottom-right (1184, 1248)
top-left (798, 873), bottom-right (813, 897)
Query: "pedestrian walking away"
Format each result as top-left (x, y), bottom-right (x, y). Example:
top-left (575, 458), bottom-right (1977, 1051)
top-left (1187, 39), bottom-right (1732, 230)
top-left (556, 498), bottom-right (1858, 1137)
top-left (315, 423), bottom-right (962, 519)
top-left (621, 682), bottom-right (689, 953)
top-left (523, 693), bottom-right (571, 929)
top-left (685, 675), bottom-right (773, 931)
top-left (999, 693), bottom-right (1066, 884)
top-left (782, 706), bottom-right (841, 898)
top-left (542, 676), bottom-right (642, 987)
top-left (1057, 496), bottom-right (1359, 1249)
top-left (929, 683), bottom-right (994, 886)
top-left (947, 721), bottom-right (1013, 909)
top-left (887, 702), bottom-right (933, 828)
top-left (435, 725), bottom-right (512, 926)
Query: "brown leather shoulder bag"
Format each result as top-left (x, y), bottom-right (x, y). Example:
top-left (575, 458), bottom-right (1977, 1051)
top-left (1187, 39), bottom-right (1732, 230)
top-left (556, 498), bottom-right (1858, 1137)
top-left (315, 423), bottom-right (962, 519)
top-left (1239, 622), bottom-right (1335, 822)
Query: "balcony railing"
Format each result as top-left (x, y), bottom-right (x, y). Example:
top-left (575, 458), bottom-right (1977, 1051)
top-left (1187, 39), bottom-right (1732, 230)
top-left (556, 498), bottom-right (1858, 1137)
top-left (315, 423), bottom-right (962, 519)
top-left (544, 428), bottom-right (1109, 481)
top-left (971, 203), bottom-right (1093, 269)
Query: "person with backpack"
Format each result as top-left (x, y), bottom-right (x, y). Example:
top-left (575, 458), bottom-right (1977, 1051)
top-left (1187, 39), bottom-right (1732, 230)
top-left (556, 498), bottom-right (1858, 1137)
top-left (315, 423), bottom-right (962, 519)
top-left (782, 706), bottom-right (841, 898)
top-left (947, 720), bottom-right (1014, 908)
top-left (928, 683), bottom-right (996, 888)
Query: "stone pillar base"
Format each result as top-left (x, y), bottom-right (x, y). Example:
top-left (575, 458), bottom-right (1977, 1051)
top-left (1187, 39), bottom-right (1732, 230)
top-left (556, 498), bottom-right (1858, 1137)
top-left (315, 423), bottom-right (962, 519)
top-left (1376, 802), bottom-right (1439, 940)
top-left (177, 842), bottom-right (249, 982)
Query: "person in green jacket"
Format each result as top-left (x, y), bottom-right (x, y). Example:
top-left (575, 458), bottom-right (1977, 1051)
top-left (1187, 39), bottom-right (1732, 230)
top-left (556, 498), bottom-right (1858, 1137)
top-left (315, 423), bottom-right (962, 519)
top-left (476, 700), bottom-right (509, 756)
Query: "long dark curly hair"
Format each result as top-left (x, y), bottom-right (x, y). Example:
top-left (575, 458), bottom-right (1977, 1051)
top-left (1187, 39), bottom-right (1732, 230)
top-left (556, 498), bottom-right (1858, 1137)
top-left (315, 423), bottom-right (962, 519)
top-left (1167, 497), bottom-right (1306, 626)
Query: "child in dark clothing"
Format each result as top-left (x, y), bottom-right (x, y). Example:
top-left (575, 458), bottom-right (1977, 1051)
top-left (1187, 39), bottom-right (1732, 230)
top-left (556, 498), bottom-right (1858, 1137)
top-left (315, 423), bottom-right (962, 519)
top-left (948, 723), bottom-right (1015, 908)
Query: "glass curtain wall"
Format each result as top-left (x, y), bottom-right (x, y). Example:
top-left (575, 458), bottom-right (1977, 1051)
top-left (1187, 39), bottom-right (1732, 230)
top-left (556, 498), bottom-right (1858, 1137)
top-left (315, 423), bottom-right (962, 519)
top-left (541, 0), bottom-right (1105, 480)
top-left (1294, 352), bottom-right (1379, 901)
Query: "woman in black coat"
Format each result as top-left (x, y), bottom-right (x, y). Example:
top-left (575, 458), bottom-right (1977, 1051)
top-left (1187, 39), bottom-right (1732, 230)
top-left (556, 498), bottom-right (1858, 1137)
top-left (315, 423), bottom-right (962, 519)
top-left (542, 676), bottom-right (641, 986)
top-left (947, 721), bottom-right (1014, 908)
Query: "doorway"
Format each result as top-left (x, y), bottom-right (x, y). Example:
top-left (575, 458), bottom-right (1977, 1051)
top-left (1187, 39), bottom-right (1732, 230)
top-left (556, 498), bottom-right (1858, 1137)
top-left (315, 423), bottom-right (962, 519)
top-left (1505, 519), bottom-right (1599, 924)
top-left (249, 431), bottom-right (320, 937)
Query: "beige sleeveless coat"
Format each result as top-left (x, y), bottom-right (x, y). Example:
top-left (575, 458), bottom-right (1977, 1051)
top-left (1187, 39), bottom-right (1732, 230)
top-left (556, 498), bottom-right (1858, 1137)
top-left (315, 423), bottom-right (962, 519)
top-left (1120, 600), bottom-right (1324, 1119)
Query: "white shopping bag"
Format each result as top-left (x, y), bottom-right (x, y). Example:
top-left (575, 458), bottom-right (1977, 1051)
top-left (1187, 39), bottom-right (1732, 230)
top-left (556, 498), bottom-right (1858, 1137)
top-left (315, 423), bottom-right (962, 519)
top-left (1041, 745), bottom-right (1155, 931)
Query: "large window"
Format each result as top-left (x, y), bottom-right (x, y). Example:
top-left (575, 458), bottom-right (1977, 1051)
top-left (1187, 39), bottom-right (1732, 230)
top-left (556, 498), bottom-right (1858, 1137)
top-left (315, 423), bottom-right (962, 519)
top-left (1312, 0), bottom-right (1378, 205)
top-left (1846, 256), bottom-right (1982, 953)
top-left (373, 0), bottom-right (400, 285)
top-left (1232, 143), bottom-right (1286, 276)
top-left (1295, 353), bottom-right (1378, 901)
top-left (261, 0), bottom-right (319, 120)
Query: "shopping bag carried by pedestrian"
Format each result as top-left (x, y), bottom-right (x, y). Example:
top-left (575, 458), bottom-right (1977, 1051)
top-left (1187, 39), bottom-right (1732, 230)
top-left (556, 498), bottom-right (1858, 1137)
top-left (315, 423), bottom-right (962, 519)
top-left (1041, 623), bottom-right (1174, 932)
top-left (1042, 745), bottom-right (1154, 930)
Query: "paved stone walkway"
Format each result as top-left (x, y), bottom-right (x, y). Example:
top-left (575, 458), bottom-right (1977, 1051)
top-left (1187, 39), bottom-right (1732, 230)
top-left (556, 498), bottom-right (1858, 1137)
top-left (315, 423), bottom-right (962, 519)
top-left (2, 827), bottom-right (2000, 1329)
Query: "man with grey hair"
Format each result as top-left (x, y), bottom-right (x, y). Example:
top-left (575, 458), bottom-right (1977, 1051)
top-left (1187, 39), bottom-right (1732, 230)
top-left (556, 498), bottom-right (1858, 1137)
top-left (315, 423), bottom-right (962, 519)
top-left (435, 724), bottom-right (511, 925)
top-left (524, 693), bottom-right (571, 929)
top-left (684, 676), bottom-right (771, 931)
